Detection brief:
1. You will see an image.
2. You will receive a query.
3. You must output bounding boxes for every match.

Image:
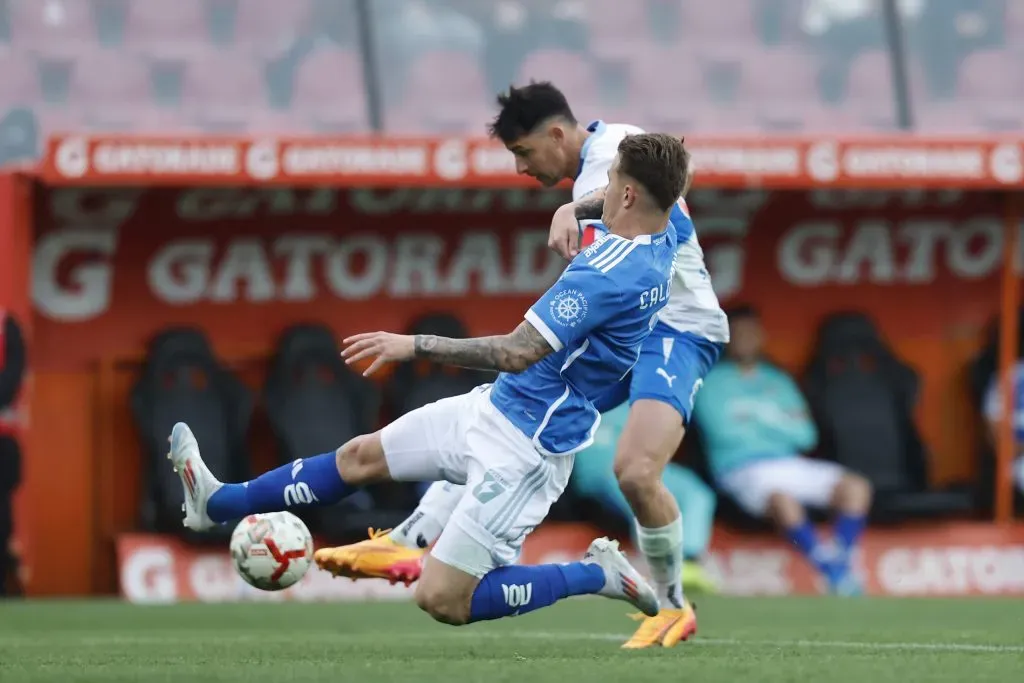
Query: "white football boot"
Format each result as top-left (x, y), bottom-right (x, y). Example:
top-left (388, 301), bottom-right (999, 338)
top-left (582, 537), bottom-right (660, 617)
top-left (167, 422), bottom-right (222, 531)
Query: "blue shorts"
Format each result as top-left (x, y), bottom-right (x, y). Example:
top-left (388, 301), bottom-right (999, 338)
top-left (594, 322), bottom-right (724, 424)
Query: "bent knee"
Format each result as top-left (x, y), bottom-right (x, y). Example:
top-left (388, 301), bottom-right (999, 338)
top-left (837, 473), bottom-right (873, 507)
top-left (614, 458), bottom-right (660, 498)
top-left (335, 433), bottom-right (388, 484)
top-left (846, 473), bottom-right (873, 497)
top-left (765, 492), bottom-right (804, 522)
top-left (414, 583), bottom-right (471, 626)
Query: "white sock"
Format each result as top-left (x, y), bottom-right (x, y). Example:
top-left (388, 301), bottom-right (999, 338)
top-left (636, 516), bottom-right (685, 610)
top-left (389, 482), bottom-right (464, 549)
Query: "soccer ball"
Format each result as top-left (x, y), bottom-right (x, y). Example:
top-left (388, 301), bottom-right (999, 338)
top-left (230, 511), bottom-right (314, 591)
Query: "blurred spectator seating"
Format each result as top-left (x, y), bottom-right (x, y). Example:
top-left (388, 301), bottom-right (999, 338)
top-left (131, 328), bottom-right (253, 544)
top-left (515, 48), bottom-right (603, 122)
top-left (120, 0), bottom-right (210, 52)
top-left (8, 0), bottom-right (95, 48)
top-left (178, 48), bottom-right (268, 131)
top-left (289, 47), bottom-right (369, 132)
top-left (384, 50), bottom-right (491, 133)
top-left (0, 0), bottom-right (1022, 140)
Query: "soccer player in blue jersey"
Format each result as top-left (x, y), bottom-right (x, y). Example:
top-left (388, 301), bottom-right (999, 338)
top-left (317, 83), bottom-right (728, 648)
top-left (170, 133), bottom-right (689, 627)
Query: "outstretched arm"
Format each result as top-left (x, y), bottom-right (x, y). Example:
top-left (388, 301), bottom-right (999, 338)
top-left (343, 321), bottom-right (553, 377)
top-left (414, 321), bottom-right (552, 373)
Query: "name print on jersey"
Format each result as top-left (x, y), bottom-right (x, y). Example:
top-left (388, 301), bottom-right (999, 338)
top-left (639, 277), bottom-right (672, 310)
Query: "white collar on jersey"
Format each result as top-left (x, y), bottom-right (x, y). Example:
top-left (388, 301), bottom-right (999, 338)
top-left (575, 120), bottom-right (608, 179)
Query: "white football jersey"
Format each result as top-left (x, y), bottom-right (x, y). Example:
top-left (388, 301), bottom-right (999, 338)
top-left (574, 121), bottom-right (729, 343)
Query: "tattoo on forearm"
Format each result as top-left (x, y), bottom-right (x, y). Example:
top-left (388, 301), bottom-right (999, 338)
top-left (413, 322), bottom-right (552, 373)
top-left (573, 195), bottom-right (605, 221)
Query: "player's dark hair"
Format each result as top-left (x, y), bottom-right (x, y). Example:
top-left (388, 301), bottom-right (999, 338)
top-left (616, 133), bottom-right (691, 212)
top-left (487, 81), bottom-right (577, 144)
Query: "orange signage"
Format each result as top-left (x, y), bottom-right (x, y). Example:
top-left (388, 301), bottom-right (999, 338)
top-left (41, 135), bottom-right (1024, 189)
top-left (115, 522), bottom-right (1024, 602)
top-left (30, 186), bottom-right (1010, 371)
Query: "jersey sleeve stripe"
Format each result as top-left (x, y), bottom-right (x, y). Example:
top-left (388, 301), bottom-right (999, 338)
top-left (524, 309), bottom-right (563, 353)
top-left (598, 241), bottom-right (640, 273)
top-left (589, 237), bottom-right (630, 269)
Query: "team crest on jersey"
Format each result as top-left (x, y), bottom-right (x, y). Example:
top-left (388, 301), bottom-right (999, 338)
top-left (550, 288), bottom-right (589, 327)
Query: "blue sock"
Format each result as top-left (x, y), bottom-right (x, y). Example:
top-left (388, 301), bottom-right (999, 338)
top-left (206, 452), bottom-right (352, 523)
top-left (784, 520), bottom-right (831, 574)
top-left (468, 562), bottom-right (605, 622)
top-left (834, 514), bottom-right (866, 559)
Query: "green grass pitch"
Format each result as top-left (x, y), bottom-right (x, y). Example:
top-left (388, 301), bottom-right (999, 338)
top-left (1, 597), bottom-right (1022, 682)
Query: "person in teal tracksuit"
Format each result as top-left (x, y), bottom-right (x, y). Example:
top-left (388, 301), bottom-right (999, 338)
top-left (692, 305), bottom-right (872, 595)
top-left (570, 402), bottom-right (718, 593)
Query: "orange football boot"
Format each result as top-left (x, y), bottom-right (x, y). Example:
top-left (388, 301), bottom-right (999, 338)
top-left (314, 528), bottom-right (425, 586)
top-left (621, 602), bottom-right (698, 649)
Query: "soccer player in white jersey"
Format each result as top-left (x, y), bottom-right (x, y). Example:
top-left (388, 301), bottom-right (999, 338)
top-left (169, 133), bottom-right (690, 629)
top-left (315, 83), bottom-right (729, 649)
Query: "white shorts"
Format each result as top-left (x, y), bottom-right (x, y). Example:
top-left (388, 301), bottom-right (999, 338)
top-left (380, 385), bottom-right (574, 578)
top-left (718, 456), bottom-right (847, 517)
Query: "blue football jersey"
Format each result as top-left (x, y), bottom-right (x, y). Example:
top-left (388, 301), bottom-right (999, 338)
top-left (490, 221), bottom-right (677, 455)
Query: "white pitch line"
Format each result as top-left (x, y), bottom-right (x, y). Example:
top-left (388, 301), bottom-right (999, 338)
top-left (3, 630), bottom-right (1021, 655)
top-left (457, 631), bottom-right (1024, 654)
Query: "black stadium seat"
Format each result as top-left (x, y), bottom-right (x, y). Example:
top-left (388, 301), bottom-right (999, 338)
top-left (131, 328), bottom-right (253, 542)
top-left (803, 312), bottom-right (975, 522)
top-left (386, 312), bottom-right (495, 420)
top-left (263, 324), bottom-right (398, 539)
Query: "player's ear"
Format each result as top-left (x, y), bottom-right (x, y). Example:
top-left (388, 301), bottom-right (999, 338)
top-left (549, 124), bottom-right (565, 143)
top-left (622, 183), bottom-right (637, 210)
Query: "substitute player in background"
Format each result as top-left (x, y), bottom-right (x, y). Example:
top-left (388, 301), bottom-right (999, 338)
top-left (315, 83), bottom-right (729, 649)
top-left (170, 133), bottom-right (688, 630)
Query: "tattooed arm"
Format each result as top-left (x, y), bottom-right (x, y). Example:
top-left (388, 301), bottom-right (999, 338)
top-left (573, 190), bottom-right (607, 221)
top-left (413, 320), bottom-right (553, 373)
top-left (549, 188), bottom-right (607, 260)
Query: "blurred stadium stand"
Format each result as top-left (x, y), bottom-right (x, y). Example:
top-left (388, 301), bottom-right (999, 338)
top-left (0, 0), bottom-right (1019, 151)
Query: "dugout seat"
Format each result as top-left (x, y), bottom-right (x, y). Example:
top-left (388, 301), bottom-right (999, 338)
top-left (263, 324), bottom-right (396, 540)
top-left (131, 328), bottom-right (253, 543)
top-left (385, 313), bottom-right (494, 420)
top-left (803, 312), bottom-right (976, 522)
